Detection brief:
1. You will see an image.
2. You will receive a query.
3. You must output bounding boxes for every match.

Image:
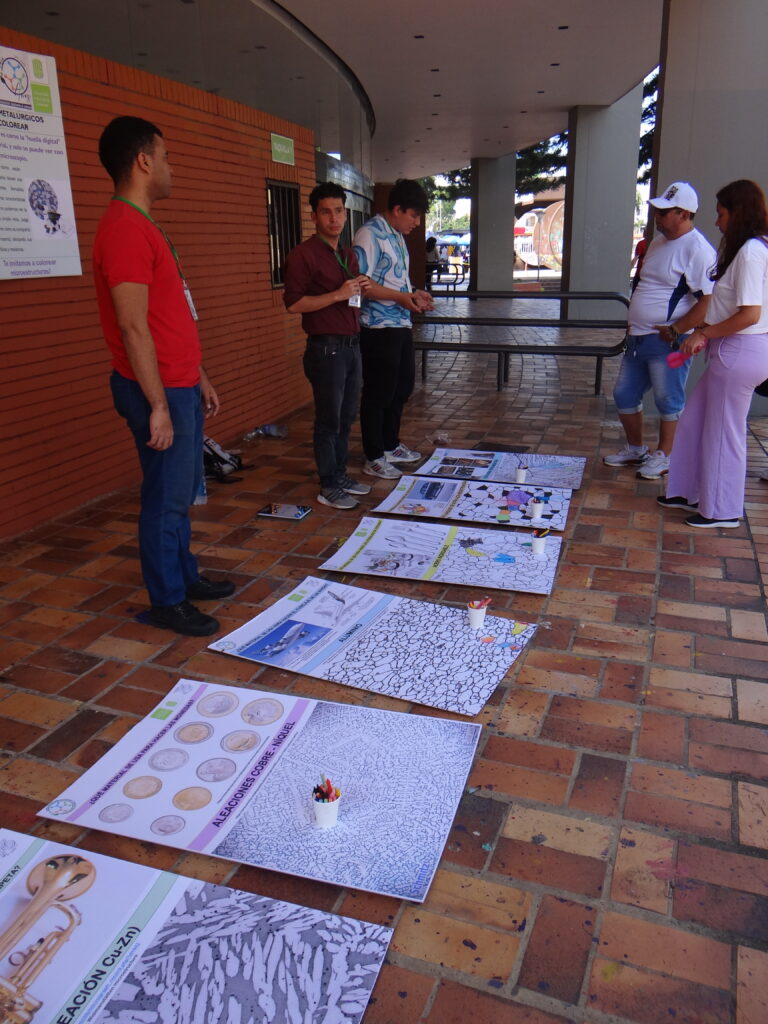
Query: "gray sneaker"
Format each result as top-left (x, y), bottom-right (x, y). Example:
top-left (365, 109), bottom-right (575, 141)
top-left (637, 450), bottom-right (670, 479)
top-left (604, 443), bottom-right (649, 467)
top-left (384, 443), bottom-right (422, 463)
top-left (363, 458), bottom-right (402, 479)
top-left (318, 487), bottom-right (358, 510)
top-left (338, 474), bottom-right (371, 495)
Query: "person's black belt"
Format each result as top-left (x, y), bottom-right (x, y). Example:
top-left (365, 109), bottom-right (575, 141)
top-left (306, 333), bottom-right (359, 347)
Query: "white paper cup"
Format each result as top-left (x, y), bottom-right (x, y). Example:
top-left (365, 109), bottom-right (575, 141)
top-left (531, 536), bottom-right (547, 557)
top-left (515, 468), bottom-right (528, 483)
top-left (467, 605), bottom-right (487, 629)
top-left (528, 501), bottom-right (544, 521)
top-left (313, 796), bottom-right (341, 829)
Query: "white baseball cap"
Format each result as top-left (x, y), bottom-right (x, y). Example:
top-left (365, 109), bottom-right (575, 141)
top-left (650, 181), bottom-right (699, 214)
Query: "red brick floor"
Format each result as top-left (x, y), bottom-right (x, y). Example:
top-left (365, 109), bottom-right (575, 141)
top-left (2, 338), bottom-right (768, 1024)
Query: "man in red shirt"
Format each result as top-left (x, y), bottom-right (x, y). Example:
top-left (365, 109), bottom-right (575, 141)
top-left (283, 183), bottom-right (371, 509)
top-left (94, 116), bottom-right (233, 635)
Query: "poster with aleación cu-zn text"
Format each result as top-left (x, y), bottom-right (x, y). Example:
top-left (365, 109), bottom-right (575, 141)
top-left (0, 43), bottom-right (81, 279)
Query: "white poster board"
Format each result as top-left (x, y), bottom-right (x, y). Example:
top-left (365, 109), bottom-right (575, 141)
top-left (415, 448), bottom-right (586, 489)
top-left (0, 828), bottom-right (390, 1024)
top-left (320, 517), bottom-right (561, 595)
top-left (373, 474), bottom-right (572, 531)
top-left (210, 576), bottom-right (536, 716)
top-left (0, 44), bottom-right (81, 279)
top-left (39, 680), bottom-right (481, 902)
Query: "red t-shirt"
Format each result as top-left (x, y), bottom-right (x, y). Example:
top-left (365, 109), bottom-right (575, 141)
top-left (93, 200), bottom-right (202, 387)
top-left (283, 234), bottom-right (360, 336)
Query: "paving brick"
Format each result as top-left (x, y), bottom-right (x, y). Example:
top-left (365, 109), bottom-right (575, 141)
top-left (491, 837), bottom-right (605, 898)
top-left (737, 946), bottom-right (768, 1024)
top-left (496, 690), bottom-right (550, 737)
top-left (597, 910), bottom-right (731, 989)
top-left (587, 957), bottom-right (732, 1024)
top-left (736, 678), bottom-right (768, 725)
top-left (624, 791), bottom-right (732, 841)
top-left (630, 764), bottom-right (732, 808)
top-left (482, 735), bottom-right (576, 774)
top-left (443, 791), bottom-right (507, 869)
top-left (610, 826), bottom-right (673, 913)
top-left (637, 710), bottom-right (686, 763)
top-left (29, 708), bottom-right (114, 762)
top-left (0, 691), bottom-right (78, 728)
top-left (519, 895), bottom-right (595, 1002)
top-left (394, 906), bottom-right (521, 979)
top-left (569, 753), bottom-right (626, 816)
top-left (689, 718), bottom-right (768, 753)
top-left (646, 687), bottom-right (733, 718)
top-left (502, 805), bottom-right (614, 860)
top-left (0, 717), bottom-right (46, 753)
top-left (425, 869), bottom-right (532, 933)
top-left (731, 610), bottom-right (768, 643)
top-left (426, 981), bottom-right (564, 1024)
top-left (364, 963), bottom-right (435, 1024)
top-left (599, 661), bottom-right (644, 703)
top-left (738, 781), bottom-right (768, 849)
top-left (674, 879), bottom-right (768, 943)
top-left (469, 760), bottom-right (568, 804)
top-left (649, 666), bottom-right (732, 698)
top-left (677, 840), bottom-right (768, 897)
top-left (226, 863), bottom-right (340, 912)
top-left (540, 717), bottom-right (633, 755)
top-left (652, 629), bottom-right (693, 667)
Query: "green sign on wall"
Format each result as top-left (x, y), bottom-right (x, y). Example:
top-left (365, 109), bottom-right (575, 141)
top-left (271, 133), bottom-right (295, 165)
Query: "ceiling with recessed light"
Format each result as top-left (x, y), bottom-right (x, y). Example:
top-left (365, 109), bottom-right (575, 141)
top-left (0, 0), bottom-right (663, 180)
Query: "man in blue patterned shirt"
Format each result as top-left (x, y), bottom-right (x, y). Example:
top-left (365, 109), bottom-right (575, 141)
top-left (353, 180), bottom-right (434, 479)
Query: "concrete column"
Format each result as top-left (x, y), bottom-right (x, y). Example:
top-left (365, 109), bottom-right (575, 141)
top-left (653, 0), bottom-right (768, 411)
top-left (469, 155), bottom-right (516, 291)
top-left (561, 84), bottom-right (643, 320)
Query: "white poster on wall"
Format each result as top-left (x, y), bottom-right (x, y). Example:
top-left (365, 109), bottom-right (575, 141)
top-left (0, 43), bottom-right (81, 279)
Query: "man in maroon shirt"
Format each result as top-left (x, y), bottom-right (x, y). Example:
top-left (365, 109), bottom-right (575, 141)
top-left (283, 183), bottom-right (371, 509)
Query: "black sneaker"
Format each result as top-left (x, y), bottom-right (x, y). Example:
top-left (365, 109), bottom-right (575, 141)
top-left (686, 513), bottom-right (740, 529)
top-left (147, 601), bottom-right (220, 636)
top-left (656, 496), bottom-right (698, 512)
top-left (186, 576), bottom-right (236, 601)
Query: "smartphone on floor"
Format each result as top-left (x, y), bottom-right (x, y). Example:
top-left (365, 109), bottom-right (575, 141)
top-left (257, 503), bottom-right (312, 520)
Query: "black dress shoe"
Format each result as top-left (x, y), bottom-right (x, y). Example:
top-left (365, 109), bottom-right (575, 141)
top-left (186, 576), bottom-right (236, 601)
top-left (147, 601), bottom-right (219, 636)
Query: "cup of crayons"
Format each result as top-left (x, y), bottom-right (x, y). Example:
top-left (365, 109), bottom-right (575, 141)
top-left (527, 497), bottom-right (545, 522)
top-left (467, 596), bottom-right (491, 629)
top-left (531, 528), bottom-right (549, 557)
top-left (312, 774), bottom-right (341, 829)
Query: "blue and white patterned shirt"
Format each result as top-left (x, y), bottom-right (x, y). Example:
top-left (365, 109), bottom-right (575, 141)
top-left (353, 214), bottom-right (413, 328)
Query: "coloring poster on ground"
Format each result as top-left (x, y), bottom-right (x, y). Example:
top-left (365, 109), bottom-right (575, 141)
top-left (320, 517), bottom-right (561, 595)
top-left (373, 474), bottom-right (572, 531)
top-left (0, 43), bottom-right (81, 279)
top-left (0, 828), bottom-right (390, 1024)
top-left (415, 448), bottom-right (586, 489)
top-left (39, 680), bottom-right (481, 902)
top-left (210, 576), bottom-right (536, 716)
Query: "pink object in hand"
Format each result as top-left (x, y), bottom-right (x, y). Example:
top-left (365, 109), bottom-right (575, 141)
top-left (666, 349), bottom-right (690, 369)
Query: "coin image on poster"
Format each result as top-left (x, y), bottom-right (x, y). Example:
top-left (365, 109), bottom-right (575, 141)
top-left (197, 691), bottom-right (239, 717)
top-left (197, 757), bottom-right (236, 783)
top-left (123, 776), bottom-right (162, 799)
top-left (148, 748), bottom-right (189, 772)
top-left (174, 722), bottom-right (213, 744)
top-left (98, 803), bottom-right (133, 824)
top-left (221, 729), bottom-right (262, 753)
top-left (241, 698), bottom-right (284, 726)
top-left (173, 786), bottom-right (212, 811)
top-left (150, 814), bottom-right (186, 836)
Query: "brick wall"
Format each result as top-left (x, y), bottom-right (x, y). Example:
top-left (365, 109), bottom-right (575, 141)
top-left (0, 27), bottom-right (317, 539)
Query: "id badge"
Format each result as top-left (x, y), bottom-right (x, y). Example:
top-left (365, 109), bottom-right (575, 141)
top-left (348, 293), bottom-right (361, 308)
top-left (183, 282), bottom-right (199, 320)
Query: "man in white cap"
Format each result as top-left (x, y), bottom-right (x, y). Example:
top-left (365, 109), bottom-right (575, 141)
top-left (604, 182), bottom-right (716, 479)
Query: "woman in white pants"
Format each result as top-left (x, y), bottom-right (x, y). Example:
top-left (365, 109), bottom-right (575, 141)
top-left (659, 179), bottom-right (768, 528)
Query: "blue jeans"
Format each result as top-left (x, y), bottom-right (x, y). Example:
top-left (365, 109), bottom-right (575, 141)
top-left (303, 335), bottom-right (361, 488)
top-left (110, 371), bottom-right (202, 606)
top-left (613, 332), bottom-right (690, 420)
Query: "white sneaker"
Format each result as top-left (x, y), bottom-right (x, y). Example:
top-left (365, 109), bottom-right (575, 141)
top-left (363, 458), bottom-right (402, 479)
top-left (603, 444), bottom-right (649, 467)
top-left (637, 450), bottom-right (670, 479)
top-left (384, 443), bottom-right (422, 463)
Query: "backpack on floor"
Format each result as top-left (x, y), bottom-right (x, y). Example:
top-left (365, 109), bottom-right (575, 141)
top-left (203, 436), bottom-right (242, 481)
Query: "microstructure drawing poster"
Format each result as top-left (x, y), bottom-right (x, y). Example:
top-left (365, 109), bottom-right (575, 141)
top-left (210, 576), bottom-right (536, 716)
top-left (0, 44), bottom-right (81, 279)
top-left (373, 474), bottom-right (572, 531)
top-left (416, 448), bottom-right (586, 489)
top-left (319, 517), bottom-right (561, 595)
top-left (0, 828), bottom-right (390, 1024)
top-left (39, 680), bottom-right (481, 902)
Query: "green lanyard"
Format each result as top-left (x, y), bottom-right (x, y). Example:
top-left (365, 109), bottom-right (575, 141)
top-left (385, 220), bottom-right (409, 273)
top-left (112, 197), bottom-right (186, 282)
top-left (320, 236), bottom-right (353, 279)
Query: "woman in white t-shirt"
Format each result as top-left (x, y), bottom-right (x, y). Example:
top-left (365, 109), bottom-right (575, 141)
top-left (659, 179), bottom-right (768, 527)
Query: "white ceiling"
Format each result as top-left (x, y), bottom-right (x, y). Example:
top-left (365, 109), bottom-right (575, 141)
top-left (0, 0), bottom-right (663, 179)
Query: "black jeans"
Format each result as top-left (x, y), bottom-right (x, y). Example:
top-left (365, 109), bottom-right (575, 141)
top-left (359, 326), bottom-right (415, 461)
top-left (303, 334), bottom-right (361, 488)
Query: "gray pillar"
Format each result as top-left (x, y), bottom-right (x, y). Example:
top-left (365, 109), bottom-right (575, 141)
top-left (561, 84), bottom-right (643, 320)
top-left (654, 0), bottom-right (768, 412)
top-left (469, 155), bottom-right (516, 291)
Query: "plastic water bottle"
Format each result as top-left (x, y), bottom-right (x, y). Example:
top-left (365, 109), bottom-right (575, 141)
top-left (243, 424), bottom-right (288, 441)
